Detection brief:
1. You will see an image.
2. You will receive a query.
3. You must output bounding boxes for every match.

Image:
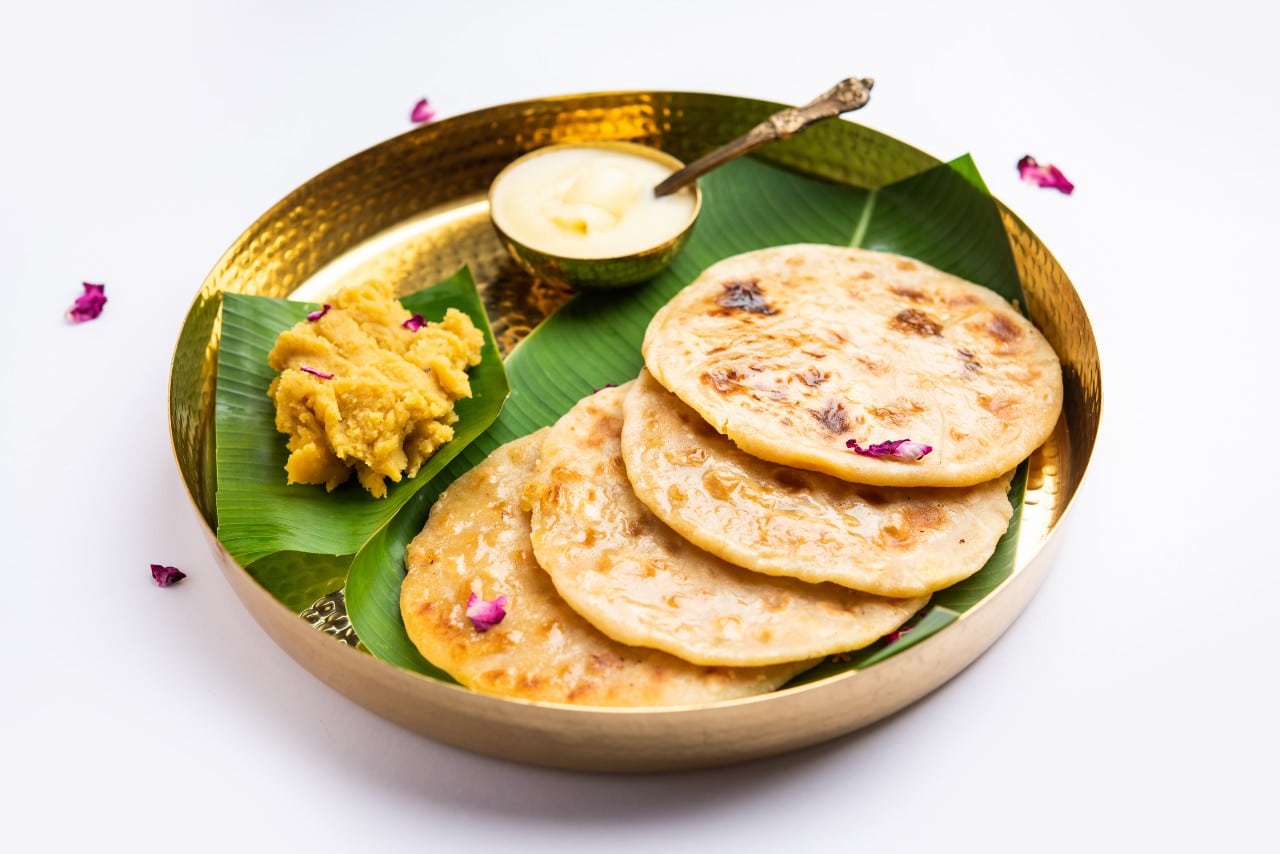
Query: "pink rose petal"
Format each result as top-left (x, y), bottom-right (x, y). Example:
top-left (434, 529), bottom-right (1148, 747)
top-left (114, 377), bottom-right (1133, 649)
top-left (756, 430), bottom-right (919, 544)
top-left (846, 438), bottom-right (933, 461)
top-left (150, 564), bottom-right (187, 587)
top-left (1017, 155), bottom-right (1074, 194)
top-left (66, 282), bottom-right (107, 323)
top-left (402, 313), bottom-right (426, 331)
top-left (300, 365), bottom-right (334, 380)
top-left (410, 98), bottom-right (436, 124)
top-left (466, 592), bottom-right (508, 632)
top-left (307, 304), bottom-right (331, 322)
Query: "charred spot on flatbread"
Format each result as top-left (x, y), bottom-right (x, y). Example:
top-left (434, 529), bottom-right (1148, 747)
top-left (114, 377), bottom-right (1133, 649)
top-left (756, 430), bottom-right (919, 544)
top-left (703, 366), bottom-right (747, 394)
top-left (890, 308), bottom-right (943, 337)
top-left (714, 279), bottom-right (777, 315)
top-left (795, 366), bottom-right (829, 387)
top-left (957, 348), bottom-right (982, 373)
top-left (808, 399), bottom-right (850, 434)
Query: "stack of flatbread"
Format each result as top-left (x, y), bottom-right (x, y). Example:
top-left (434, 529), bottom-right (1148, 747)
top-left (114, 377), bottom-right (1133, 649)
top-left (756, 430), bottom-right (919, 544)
top-left (401, 245), bottom-right (1063, 706)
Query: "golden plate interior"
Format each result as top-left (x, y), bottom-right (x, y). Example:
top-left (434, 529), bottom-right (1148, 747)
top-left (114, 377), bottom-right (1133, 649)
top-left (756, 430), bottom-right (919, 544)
top-left (169, 90), bottom-right (1101, 771)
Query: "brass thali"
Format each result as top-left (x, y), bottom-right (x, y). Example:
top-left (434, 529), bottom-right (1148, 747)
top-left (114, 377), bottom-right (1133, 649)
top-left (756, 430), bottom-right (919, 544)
top-left (169, 90), bottom-right (1101, 771)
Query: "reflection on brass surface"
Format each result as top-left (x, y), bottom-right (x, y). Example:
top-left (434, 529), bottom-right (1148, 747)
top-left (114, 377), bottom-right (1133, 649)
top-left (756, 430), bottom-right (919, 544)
top-left (169, 90), bottom-right (1101, 771)
top-left (1020, 419), bottom-right (1069, 569)
top-left (1000, 204), bottom-right (1101, 495)
top-left (284, 194), bottom-right (575, 354)
top-left (301, 591), bottom-right (359, 648)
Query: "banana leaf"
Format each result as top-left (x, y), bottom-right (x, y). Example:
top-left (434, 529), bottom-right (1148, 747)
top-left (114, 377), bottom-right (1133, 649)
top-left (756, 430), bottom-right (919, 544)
top-left (346, 152), bottom-right (1031, 682)
top-left (245, 551), bottom-right (353, 615)
top-left (214, 269), bottom-right (509, 575)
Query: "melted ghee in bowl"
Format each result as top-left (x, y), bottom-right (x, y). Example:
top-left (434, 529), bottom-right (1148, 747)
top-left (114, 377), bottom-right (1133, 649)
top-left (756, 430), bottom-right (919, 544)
top-left (489, 143), bottom-right (699, 261)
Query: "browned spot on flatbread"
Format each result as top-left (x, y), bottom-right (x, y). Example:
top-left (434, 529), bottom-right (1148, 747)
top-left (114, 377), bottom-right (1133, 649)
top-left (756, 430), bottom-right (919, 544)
top-left (879, 503), bottom-right (948, 546)
top-left (895, 259), bottom-right (918, 272)
top-left (890, 308), bottom-right (943, 337)
top-left (703, 366), bottom-right (746, 393)
top-left (547, 464), bottom-right (577, 484)
top-left (984, 312), bottom-right (1024, 352)
top-left (587, 652), bottom-right (623, 674)
top-left (808, 399), bottom-right (849, 434)
top-left (669, 447), bottom-right (708, 466)
top-left (867, 399), bottom-right (925, 427)
top-left (772, 468), bottom-right (812, 491)
top-left (858, 488), bottom-right (891, 507)
top-left (702, 468), bottom-right (741, 501)
top-left (957, 347), bottom-right (982, 373)
top-left (979, 393), bottom-right (1018, 421)
top-left (902, 502), bottom-right (947, 531)
top-left (796, 366), bottom-right (829, 387)
top-left (585, 412), bottom-right (621, 449)
top-left (856, 355), bottom-right (890, 375)
top-left (714, 279), bottom-right (777, 315)
top-left (891, 286), bottom-right (927, 302)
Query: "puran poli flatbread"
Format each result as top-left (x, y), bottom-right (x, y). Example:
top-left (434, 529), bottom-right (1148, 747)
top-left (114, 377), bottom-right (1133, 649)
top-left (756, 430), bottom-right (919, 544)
top-left (621, 369), bottom-right (1015, 597)
top-left (525, 385), bottom-right (927, 667)
top-left (642, 245), bottom-right (1063, 487)
top-left (400, 430), bottom-right (808, 706)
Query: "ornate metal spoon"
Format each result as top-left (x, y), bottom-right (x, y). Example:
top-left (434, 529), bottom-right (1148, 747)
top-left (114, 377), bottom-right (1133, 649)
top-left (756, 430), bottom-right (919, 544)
top-left (652, 76), bottom-right (875, 198)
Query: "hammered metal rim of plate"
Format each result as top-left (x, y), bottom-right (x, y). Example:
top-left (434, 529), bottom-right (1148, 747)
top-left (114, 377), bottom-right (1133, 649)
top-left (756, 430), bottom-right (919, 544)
top-left (168, 88), bottom-right (1102, 770)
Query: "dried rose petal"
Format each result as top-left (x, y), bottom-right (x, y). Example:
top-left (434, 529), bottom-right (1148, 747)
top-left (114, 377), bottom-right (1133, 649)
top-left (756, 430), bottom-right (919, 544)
top-left (884, 626), bottom-right (911, 644)
top-left (1017, 155), bottom-right (1074, 194)
top-left (307, 304), bottom-right (331, 322)
top-left (300, 365), bottom-right (334, 380)
top-left (66, 282), bottom-right (107, 323)
top-left (466, 592), bottom-right (508, 632)
top-left (151, 564), bottom-right (186, 587)
top-left (402, 313), bottom-right (426, 331)
top-left (410, 98), bottom-right (436, 124)
top-left (846, 438), bottom-right (933, 461)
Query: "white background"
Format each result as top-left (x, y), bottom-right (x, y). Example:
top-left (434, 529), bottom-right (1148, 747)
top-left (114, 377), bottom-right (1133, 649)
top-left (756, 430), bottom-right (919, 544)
top-left (2, 1), bottom-right (1277, 851)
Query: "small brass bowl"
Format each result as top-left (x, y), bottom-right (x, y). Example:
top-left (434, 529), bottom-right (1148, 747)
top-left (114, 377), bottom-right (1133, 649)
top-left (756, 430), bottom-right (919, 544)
top-left (488, 141), bottom-right (702, 289)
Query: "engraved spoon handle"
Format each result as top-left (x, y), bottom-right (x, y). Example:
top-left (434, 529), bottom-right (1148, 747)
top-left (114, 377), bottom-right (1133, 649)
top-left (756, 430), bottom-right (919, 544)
top-left (653, 76), bottom-right (875, 198)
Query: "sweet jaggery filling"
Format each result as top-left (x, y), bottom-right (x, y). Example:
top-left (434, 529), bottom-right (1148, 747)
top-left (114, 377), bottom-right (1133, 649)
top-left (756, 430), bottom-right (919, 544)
top-left (266, 280), bottom-right (484, 498)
